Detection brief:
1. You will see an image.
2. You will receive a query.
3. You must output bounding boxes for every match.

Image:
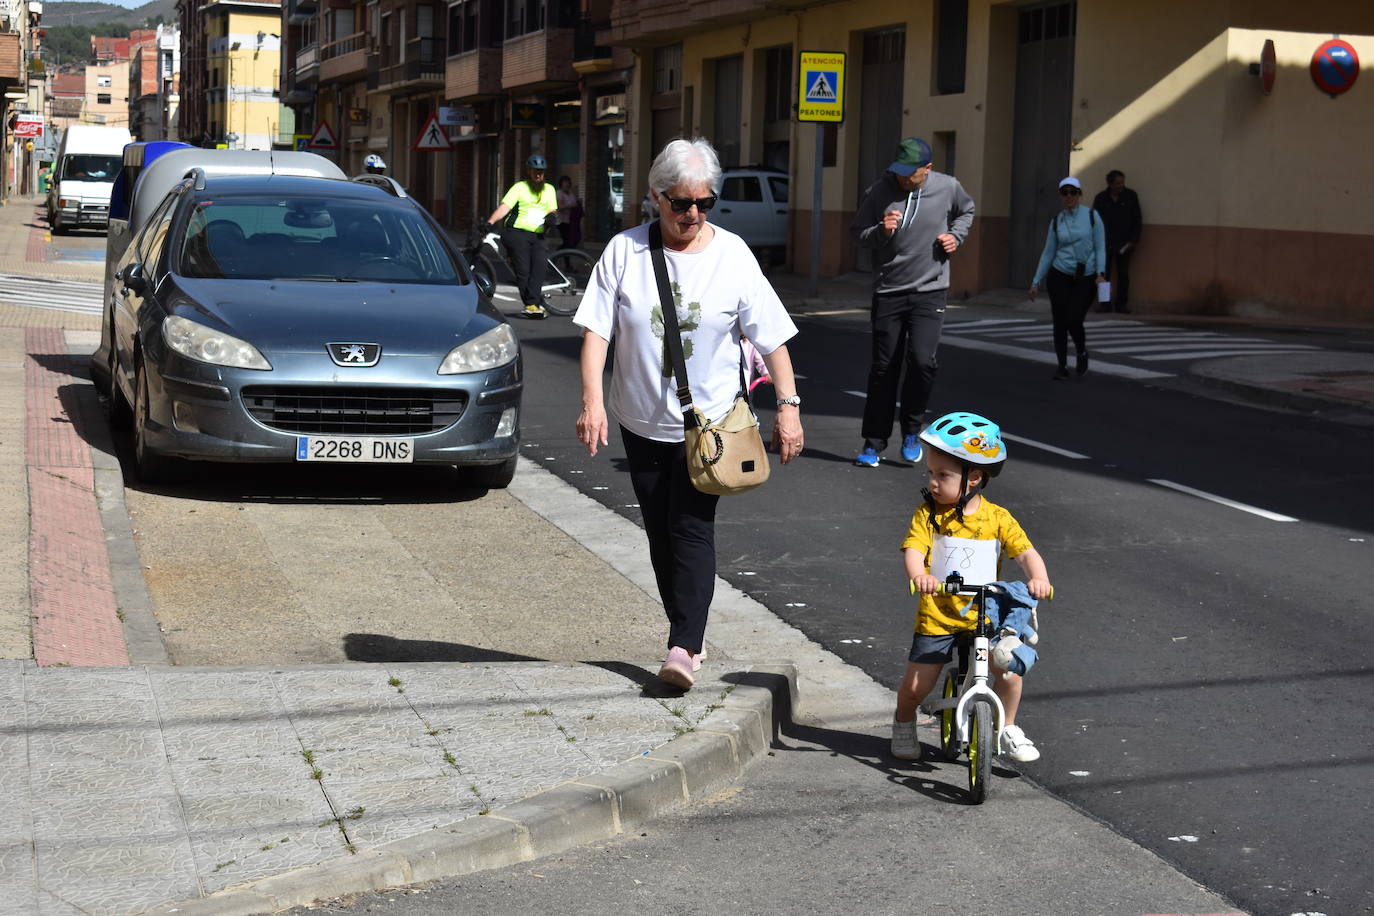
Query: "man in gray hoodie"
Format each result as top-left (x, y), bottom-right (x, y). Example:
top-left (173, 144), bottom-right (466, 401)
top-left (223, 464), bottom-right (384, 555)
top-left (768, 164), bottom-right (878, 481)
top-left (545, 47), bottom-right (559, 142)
top-left (851, 137), bottom-right (975, 467)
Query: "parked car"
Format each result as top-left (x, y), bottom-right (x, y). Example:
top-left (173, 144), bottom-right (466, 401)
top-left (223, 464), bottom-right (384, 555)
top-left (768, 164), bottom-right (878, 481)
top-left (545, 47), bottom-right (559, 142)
top-left (94, 161), bottom-right (521, 488)
top-left (706, 166), bottom-right (790, 269)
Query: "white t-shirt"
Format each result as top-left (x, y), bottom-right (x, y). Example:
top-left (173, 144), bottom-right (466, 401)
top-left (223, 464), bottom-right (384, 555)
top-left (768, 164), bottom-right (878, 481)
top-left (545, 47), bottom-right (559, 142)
top-left (574, 222), bottom-right (798, 442)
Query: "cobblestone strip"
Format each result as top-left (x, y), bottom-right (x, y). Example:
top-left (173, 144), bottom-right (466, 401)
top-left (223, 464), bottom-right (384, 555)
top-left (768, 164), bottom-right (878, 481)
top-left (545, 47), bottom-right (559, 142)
top-left (25, 327), bottom-right (128, 667)
top-left (24, 206), bottom-right (46, 264)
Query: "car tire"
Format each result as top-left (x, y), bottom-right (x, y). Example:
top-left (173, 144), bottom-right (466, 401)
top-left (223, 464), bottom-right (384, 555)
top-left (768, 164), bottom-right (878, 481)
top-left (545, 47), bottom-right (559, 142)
top-left (51, 210), bottom-right (66, 235)
top-left (106, 337), bottom-right (132, 427)
top-left (457, 457), bottom-right (516, 490)
top-left (134, 359), bottom-right (187, 484)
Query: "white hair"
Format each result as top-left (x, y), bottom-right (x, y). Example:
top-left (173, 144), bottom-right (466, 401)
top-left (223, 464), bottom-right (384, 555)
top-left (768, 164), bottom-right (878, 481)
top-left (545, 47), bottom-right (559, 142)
top-left (647, 137), bottom-right (723, 196)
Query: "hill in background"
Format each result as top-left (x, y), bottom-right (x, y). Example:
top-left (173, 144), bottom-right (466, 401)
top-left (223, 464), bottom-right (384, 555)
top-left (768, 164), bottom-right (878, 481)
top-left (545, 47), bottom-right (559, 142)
top-left (40, 0), bottom-right (180, 70)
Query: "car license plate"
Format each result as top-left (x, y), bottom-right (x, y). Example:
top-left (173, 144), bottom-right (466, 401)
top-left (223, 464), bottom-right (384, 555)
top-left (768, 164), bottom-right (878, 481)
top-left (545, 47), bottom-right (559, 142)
top-left (296, 436), bottom-right (415, 463)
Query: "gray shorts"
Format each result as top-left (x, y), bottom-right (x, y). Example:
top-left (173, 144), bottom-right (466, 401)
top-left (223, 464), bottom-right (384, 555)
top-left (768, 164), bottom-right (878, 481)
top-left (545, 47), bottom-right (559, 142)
top-left (908, 631), bottom-right (966, 664)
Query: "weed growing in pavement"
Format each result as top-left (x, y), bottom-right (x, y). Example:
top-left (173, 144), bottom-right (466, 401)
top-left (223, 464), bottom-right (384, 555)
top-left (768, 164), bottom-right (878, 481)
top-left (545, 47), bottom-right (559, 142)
top-left (388, 676), bottom-right (401, 687)
top-left (556, 724), bottom-right (577, 742)
top-left (443, 750), bottom-right (459, 769)
top-left (259, 838), bottom-right (290, 852)
top-left (673, 725), bottom-right (695, 736)
top-left (309, 767), bottom-right (324, 781)
top-left (116, 609), bottom-right (126, 622)
top-left (583, 714), bottom-right (596, 721)
top-left (213, 860), bottom-right (235, 872)
top-left (524, 708), bottom-right (552, 717)
top-left (478, 807), bottom-right (491, 816)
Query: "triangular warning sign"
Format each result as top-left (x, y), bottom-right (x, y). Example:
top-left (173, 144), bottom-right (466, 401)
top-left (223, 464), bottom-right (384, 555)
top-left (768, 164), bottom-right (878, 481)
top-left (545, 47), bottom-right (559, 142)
top-left (412, 113), bottom-right (452, 151)
top-left (308, 120), bottom-right (338, 149)
top-left (806, 72), bottom-right (836, 102)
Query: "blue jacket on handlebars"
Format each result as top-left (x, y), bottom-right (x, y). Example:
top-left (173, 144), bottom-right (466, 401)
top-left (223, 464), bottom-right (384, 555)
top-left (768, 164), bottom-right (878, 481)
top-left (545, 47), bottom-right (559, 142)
top-left (974, 581), bottom-right (1040, 676)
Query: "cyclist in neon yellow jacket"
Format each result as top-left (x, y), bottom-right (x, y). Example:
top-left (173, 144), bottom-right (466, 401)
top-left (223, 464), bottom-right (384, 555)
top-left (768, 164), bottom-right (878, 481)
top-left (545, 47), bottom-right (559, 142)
top-left (481, 154), bottom-right (558, 319)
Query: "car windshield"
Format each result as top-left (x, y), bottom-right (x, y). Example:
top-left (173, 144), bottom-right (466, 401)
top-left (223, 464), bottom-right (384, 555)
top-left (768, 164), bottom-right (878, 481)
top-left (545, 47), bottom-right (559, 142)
top-left (178, 197), bottom-right (464, 284)
top-left (62, 154), bottom-right (121, 182)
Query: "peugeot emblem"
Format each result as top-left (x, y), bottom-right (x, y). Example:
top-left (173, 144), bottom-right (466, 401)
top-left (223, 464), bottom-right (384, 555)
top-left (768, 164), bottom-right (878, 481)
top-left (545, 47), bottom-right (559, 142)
top-left (327, 343), bottom-right (381, 367)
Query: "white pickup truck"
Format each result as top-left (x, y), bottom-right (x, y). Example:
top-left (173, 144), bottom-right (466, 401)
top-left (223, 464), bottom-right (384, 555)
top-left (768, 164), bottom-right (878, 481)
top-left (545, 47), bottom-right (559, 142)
top-left (46, 124), bottom-right (133, 234)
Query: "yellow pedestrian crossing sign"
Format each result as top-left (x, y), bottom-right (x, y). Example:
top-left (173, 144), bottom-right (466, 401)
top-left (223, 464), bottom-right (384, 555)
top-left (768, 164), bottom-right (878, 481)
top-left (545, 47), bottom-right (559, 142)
top-left (798, 51), bottom-right (845, 123)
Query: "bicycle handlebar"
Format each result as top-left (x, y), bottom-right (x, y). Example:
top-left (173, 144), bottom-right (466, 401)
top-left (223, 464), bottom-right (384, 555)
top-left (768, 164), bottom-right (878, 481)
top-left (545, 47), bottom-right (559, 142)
top-left (908, 576), bottom-right (1055, 601)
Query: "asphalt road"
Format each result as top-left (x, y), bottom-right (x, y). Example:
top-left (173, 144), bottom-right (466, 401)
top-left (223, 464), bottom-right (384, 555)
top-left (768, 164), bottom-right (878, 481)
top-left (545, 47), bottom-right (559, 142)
top-left (495, 303), bottom-right (1374, 916)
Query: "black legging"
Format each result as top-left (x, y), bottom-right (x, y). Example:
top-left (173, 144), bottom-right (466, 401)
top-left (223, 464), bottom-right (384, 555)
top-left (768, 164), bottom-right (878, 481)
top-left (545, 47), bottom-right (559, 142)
top-left (861, 289), bottom-right (946, 451)
top-left (620, 426), bottom-right (720, 655)
top-left (1046, 268), bottom-right (1095, 369)
top-left (502, 227), bottom-right (547, 307)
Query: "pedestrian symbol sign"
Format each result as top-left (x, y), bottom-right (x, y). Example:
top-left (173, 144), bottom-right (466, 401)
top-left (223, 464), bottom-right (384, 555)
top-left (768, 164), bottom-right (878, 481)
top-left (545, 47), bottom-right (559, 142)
top-left (806, 71), bottom-right (837, 102)
top-left (412, 113), bottom-right (452, 151)
top-left (797, 51), bottom-right (845, 123)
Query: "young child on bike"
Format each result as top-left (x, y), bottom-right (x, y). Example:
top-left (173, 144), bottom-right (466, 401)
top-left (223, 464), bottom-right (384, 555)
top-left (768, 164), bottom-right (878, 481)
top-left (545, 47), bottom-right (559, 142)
top-left (892, 411), bottom-right (1053, 763)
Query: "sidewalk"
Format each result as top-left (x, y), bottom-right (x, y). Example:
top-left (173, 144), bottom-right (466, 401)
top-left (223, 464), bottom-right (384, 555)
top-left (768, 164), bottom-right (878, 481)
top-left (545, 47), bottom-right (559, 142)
top-left (0, 196), bottom-right (1325, 915)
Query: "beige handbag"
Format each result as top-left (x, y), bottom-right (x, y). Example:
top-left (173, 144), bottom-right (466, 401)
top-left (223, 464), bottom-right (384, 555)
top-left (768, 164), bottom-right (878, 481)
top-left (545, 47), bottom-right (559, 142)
top-left (649, 223), bottom-right (771, 496)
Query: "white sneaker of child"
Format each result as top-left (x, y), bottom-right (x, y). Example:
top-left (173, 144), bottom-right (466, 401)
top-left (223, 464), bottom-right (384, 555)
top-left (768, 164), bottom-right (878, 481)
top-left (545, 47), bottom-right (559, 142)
top-left (891, 717), bottom-right (921, 760)
top-left (1000, 723), bottom-right (1041, 763)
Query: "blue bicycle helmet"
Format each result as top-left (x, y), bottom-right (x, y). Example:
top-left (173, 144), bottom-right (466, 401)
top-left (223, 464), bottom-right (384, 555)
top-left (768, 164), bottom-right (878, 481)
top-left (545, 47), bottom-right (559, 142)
top-left (919, 411), bottom-right (1006, 476)
top-left (526, 154), bottom-right (548, 170)
top-left (918, 412), bottom-right (1006, 527)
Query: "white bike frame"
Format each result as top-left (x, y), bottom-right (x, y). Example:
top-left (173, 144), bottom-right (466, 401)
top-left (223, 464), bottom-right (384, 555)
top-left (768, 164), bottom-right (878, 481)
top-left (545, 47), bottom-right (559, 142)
top-left (920, 630), bottom-right (1007, 753)
top-left (476, 231), bottom-right (574, 295)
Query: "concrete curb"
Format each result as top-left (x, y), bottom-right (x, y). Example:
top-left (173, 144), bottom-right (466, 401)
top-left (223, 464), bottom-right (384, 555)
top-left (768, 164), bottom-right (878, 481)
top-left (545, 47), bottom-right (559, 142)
top-left (145, 664), bottom-right (795, 915)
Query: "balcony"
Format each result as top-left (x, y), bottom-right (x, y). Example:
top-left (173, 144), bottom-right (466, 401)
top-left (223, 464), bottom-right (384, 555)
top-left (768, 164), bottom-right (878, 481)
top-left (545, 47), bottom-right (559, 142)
top-left (445, 47), bottom-right (501, 101)
top-left (502, 29), bottom-right (576, 92)
top-left (373, 37), bottom-right (445, 94)
top-left (294, 41), bottom-right (319, 82)
top-left (606, 0), bottom-right (804, 46)
top-left (573, 15), bottom-right (612, 74)
top-left (287, 0), bottom-right (318, 25)
top-left (320, 30), bottom-right (366, 83)
top-left (0, 33), bottom-right (19, 83)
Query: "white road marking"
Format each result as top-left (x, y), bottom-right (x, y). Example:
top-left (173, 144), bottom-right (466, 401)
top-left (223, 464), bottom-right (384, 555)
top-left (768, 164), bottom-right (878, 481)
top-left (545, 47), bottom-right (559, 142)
top-left (0, 274), bottom-right (104, 314)
top-left (1135, 349), bottom-right (1319, 361)
top-left (843, 389), bottom-right (867, 398)
top-left (1097, 342), bottom-right (1317, 355)
top-left (942, 318), bottom-right (1038, 331)
top-left (941, 334), bottom-right (1173, 379)
top-left (1148, 479), bottom-right (1298, 522)
top-left (1002, 432), bottom-right (1090, 460)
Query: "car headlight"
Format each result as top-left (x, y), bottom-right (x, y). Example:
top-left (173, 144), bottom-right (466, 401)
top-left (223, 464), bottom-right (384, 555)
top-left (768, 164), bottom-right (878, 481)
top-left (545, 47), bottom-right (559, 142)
top-left (438, 324), bottom-right (518, 374)
top-left (162, 315), bottom-right (272, 370)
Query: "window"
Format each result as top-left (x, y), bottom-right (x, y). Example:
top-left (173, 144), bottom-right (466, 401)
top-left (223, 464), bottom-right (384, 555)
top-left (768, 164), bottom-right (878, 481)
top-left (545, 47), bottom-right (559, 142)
top-left (721, 176), bottom-right (763, 203)
top-left (653, 44), bottom-right (681, 94)
top-left (98, 74), bottom-right (112, 87)
top-left (762, 46), bottom-right (792, 123)
top-left (934, 0), bottom-right (967, 95)
top-left (97, 93), bottom-right (112, 105)
top-left (507, 0), bottom-right (544, 37)
top-left (1018, 2), bottom-right (1075, 44)
top-left (768, 176), bottom-right (789, 204)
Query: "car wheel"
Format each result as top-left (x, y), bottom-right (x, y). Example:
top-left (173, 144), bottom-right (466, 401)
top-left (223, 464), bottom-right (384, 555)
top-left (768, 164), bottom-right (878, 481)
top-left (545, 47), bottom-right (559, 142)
top-left (106, 323), bottom-right (132, 427)
top-left (457, 457), bottom-right (516, 490)
top-left (51, 210), bottom-right (66, 235)
top-left (134, 359), bottom-right (186, 484)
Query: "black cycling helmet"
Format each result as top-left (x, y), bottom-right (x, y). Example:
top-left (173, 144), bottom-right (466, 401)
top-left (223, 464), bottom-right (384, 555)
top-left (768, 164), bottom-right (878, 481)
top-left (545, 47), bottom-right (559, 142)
top-left (526, 154), bottom-right (548, 171)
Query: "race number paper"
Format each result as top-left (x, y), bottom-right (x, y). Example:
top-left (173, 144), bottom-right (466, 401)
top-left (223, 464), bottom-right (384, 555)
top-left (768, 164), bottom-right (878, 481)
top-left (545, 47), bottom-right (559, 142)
top-left (929, 534), bottom-right (999, 585)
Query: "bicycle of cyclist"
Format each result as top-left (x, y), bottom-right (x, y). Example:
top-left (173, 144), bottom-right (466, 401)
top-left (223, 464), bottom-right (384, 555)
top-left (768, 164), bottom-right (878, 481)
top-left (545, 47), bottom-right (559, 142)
top-left (465, 216), bottom-right (594, 316)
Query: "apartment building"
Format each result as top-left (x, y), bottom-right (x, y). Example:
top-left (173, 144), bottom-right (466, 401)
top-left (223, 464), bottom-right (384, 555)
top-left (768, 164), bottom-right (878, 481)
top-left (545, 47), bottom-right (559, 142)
top-left (178, 0), bottom-right (290, 150)
top-left (1, 0), bottom-right (45, 200)
top-left (607, 0), bottom-right (1374, 321)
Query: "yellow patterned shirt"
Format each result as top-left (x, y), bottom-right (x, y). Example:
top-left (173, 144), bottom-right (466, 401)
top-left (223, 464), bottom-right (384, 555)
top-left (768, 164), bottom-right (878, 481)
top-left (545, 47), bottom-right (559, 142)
top-left (900, 498), bottom-right (1034, 635)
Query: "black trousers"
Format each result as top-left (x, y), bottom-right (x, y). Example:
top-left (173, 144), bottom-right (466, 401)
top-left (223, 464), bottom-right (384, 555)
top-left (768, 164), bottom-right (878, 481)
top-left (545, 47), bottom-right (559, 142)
top-left (1046, 268), bottom-right (1095, 368)
top-left (861, 289), bottom-right (946, 451)
top-left (502, 227), bottom-right (547, 307)
top-left (621, 426), bottom-right (721, 655)
top-left (1104, 246), bottom-right (1132, 311)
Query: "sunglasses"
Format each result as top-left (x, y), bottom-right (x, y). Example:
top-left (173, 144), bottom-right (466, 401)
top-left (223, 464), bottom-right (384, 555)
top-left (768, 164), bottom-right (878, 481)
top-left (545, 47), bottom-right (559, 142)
top-left (1059, 187), bottom-right (1081, 196)
top-left (662, 194), bottom-right (717, 213)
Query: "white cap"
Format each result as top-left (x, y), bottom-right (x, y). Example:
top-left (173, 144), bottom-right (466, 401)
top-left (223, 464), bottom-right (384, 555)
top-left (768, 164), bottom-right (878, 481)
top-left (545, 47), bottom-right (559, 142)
top-left (1058, 176), bottom-right (1081, 190)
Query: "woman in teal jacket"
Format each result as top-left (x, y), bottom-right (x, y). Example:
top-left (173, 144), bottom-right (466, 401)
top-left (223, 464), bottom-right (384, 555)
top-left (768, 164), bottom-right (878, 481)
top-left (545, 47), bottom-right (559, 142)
top-left (1028, 176), bottom-right (1106, 379)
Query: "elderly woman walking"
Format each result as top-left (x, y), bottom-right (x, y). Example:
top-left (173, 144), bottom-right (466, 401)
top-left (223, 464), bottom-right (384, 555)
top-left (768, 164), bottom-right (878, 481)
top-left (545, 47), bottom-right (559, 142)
top-left (1029, 176), bottom-right (1106, 380)
top-left (574, 138), bottom-right (805, 689)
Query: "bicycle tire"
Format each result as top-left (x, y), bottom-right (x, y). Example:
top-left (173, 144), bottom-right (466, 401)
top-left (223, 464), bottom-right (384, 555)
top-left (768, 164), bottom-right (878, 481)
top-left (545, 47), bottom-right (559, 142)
top-left (543, 248), bottom-right (595, 316)
top-left (966, 698), bottom-right (994, 804)
top-left (937, 669), bottom-right (960, 761)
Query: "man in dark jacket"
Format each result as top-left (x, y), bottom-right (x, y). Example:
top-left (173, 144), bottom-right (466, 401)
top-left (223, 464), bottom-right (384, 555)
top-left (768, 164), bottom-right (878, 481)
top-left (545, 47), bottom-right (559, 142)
top-left (850, 137), bottom-right (975, 468)
top-left (1092, 170), bottom-right (1142, 313)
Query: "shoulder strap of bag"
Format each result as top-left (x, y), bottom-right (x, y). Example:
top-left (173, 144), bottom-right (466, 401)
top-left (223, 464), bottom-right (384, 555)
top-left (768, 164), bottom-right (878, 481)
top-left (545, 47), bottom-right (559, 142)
top-left (648, 222), bottom-right (699, 431)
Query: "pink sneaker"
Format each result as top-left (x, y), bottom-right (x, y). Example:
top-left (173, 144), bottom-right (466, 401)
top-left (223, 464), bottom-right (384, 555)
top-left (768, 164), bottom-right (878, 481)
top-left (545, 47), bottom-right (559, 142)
top-left (658, 646), bottom-right (695, 689)
top-left (691, 650), bottom-right (706, 672)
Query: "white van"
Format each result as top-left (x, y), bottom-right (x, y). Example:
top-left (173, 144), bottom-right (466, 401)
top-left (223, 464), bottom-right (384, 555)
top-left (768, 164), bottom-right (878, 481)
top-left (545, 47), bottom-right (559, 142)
top-left (46, 124), bottom-right (134, 234)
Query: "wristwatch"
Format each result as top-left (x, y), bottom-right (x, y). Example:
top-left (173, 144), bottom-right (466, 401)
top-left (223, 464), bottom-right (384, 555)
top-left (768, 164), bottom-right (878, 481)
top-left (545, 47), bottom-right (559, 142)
top-left (776, 396), bottom-right (801, 408)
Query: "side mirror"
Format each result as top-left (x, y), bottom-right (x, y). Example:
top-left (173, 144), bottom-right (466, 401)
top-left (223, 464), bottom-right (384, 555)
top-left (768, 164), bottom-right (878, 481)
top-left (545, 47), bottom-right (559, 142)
top-left (120, 262), bottom-right (147, 295)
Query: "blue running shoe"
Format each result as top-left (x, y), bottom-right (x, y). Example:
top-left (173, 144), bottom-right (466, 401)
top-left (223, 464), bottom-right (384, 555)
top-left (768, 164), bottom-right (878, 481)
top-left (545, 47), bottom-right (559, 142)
top-left (901, 435), bottom-right (923, 463)
top-left (855, 446), bottom-right (880, 468)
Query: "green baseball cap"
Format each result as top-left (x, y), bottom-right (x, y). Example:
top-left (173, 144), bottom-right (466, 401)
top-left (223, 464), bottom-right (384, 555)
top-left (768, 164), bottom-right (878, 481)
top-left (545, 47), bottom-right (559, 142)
top-left (888, 137), bottom-right (933, 176)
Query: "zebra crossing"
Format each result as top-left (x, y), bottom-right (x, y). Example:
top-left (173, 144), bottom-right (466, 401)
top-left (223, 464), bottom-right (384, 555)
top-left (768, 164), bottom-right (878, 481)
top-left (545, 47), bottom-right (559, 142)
top-left (0, 273), bottom-right (104, 316)
top-left (941, 316), bottom-right (1321, 379)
